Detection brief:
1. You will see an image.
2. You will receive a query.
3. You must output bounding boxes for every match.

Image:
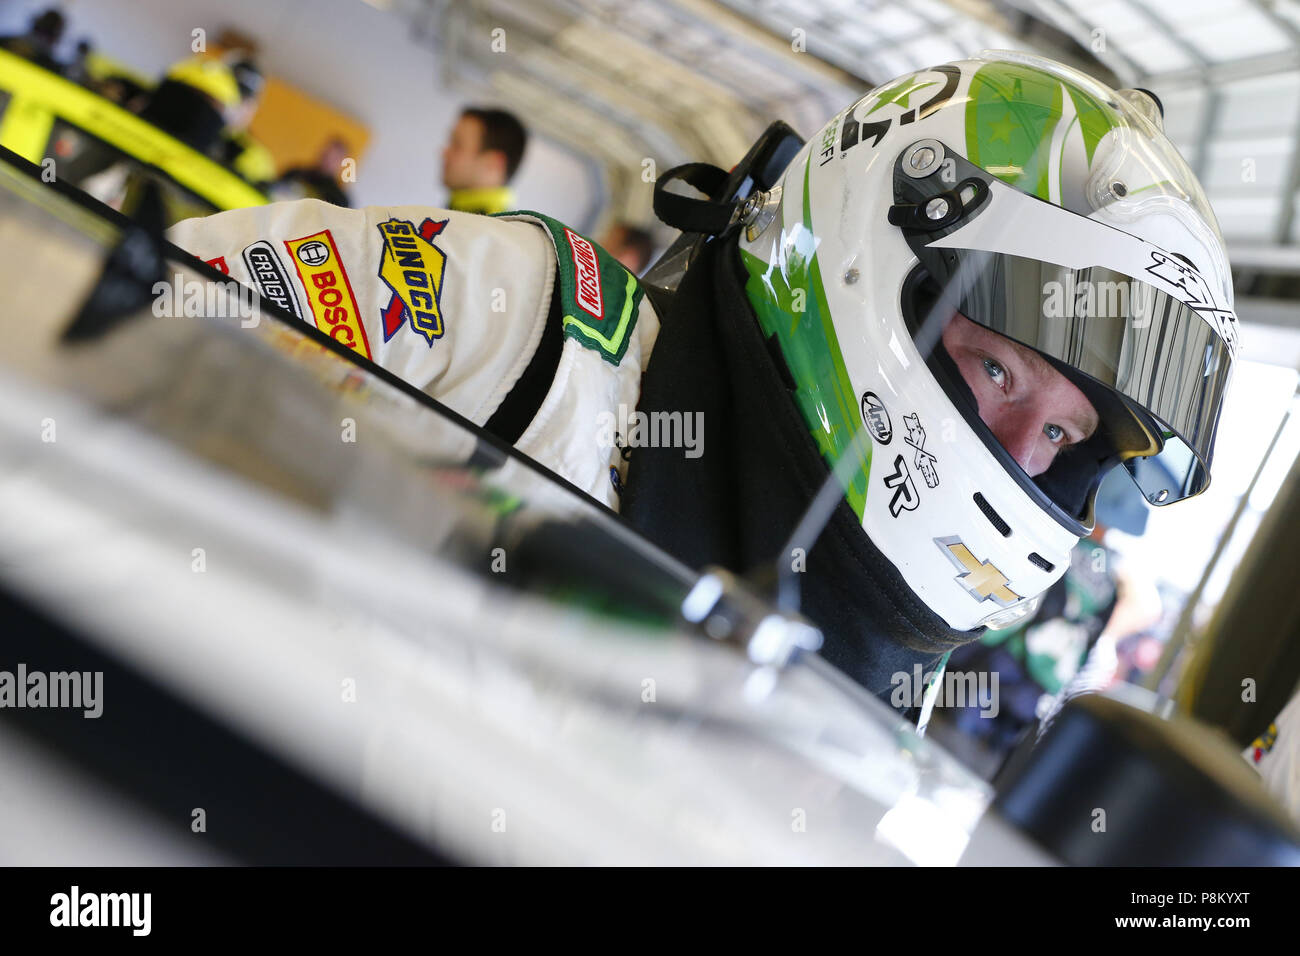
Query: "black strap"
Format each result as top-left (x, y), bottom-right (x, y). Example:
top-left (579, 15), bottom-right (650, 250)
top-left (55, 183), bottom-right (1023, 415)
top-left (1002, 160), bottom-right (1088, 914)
top-left (652, 163), bottom-right (740, 235)
top-left (483, 276), bottom-right (564, 445)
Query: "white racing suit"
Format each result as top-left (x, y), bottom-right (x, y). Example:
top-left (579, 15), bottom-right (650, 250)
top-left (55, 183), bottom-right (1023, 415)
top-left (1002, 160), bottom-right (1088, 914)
top-left (167, 199), bottom-right (659, 510)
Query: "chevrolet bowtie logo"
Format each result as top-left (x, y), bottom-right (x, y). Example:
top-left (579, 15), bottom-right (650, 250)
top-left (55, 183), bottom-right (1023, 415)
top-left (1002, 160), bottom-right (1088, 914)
top-left (935, 536), bottom-right (1021, 607)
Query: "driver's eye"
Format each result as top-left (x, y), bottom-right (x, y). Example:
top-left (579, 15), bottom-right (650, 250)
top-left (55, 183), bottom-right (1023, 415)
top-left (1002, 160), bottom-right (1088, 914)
top-left (1044, 423), bottom-right (1065, 444)
top-left (982, 357), bottom-right (1006, 388)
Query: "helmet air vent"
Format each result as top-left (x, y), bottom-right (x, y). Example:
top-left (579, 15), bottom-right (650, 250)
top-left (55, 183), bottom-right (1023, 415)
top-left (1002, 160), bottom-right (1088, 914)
top-left (973, 492), bottom-right (1011, 537)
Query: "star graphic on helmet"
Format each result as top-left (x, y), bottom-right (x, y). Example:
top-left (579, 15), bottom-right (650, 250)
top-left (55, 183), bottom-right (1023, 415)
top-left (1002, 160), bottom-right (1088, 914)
top-left (865, 76), bottom-right (938, 116)
top-left (987, 111), bottom-right (1018, 145)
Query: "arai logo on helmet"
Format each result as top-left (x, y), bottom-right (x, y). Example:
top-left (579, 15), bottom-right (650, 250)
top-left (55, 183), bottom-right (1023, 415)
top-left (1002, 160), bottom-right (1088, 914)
top-left (860, 391), bottom-right (892, 443)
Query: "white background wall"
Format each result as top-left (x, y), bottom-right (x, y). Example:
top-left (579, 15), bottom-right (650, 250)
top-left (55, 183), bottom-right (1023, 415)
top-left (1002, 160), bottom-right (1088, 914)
top-left (1, 0), bottom-right (599, 224)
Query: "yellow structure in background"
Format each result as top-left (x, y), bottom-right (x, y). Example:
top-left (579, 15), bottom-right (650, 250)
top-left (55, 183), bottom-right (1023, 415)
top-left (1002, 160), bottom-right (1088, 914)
top-left (0, 47), bottom-right (265, 212)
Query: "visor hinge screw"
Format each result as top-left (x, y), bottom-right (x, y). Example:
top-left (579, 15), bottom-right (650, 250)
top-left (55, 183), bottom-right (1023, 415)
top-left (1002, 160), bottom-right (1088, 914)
top-left (843, 268), bottom-right (859, 284)
top-left (924, 197), bottom-right (950, 221)
top-left (901, 139), bottom-right (945, 178)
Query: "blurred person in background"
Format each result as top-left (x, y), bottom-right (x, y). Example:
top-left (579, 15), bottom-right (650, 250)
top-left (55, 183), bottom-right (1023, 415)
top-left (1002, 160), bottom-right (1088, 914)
top-left (78, 53), bottom-right (256, 214)
top-left (64, 37), bottom-right (92, 85)
top-left (70, 54), bottom-right (242, 210)
top-left (270, 137), bottom-right (353, 208)
top-left (219, 57), bottom-right (276, 189)
top-left (138, 55), bottom-right (242, 156)
top-left (133, 53), bottom-right (273, 190)
top-left (597, 222), bottom-right (655, 275)
top-left (0, 6), bottom-right (66, 72)
top-left (440, 106), bottom-right (527, 214)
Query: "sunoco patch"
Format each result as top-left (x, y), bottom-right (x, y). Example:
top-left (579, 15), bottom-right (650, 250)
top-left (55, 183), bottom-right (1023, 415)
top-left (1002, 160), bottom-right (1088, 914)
top-left (377, 217), bottom-right (448, 346)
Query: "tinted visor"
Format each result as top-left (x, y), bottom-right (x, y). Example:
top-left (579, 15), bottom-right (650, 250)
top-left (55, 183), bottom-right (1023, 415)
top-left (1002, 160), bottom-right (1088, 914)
top-left (892, 152), bottom-right (1235, 507)
top-left (925, 249), bottom-right (1231, 503)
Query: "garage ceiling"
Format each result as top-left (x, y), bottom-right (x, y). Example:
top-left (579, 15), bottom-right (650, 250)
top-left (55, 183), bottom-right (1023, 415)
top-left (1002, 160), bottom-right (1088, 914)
top-left (387, 0), bottom-right (1300, 324)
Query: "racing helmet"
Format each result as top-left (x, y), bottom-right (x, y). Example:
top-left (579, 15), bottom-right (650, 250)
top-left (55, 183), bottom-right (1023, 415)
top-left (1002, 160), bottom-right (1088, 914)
top-left (737, 50), bottom-right (1237, 632)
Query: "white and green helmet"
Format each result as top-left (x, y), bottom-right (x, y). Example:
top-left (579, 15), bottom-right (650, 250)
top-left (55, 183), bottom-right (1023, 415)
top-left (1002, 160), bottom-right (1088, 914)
top-left (738, 50), bottom-right (1237, 631)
